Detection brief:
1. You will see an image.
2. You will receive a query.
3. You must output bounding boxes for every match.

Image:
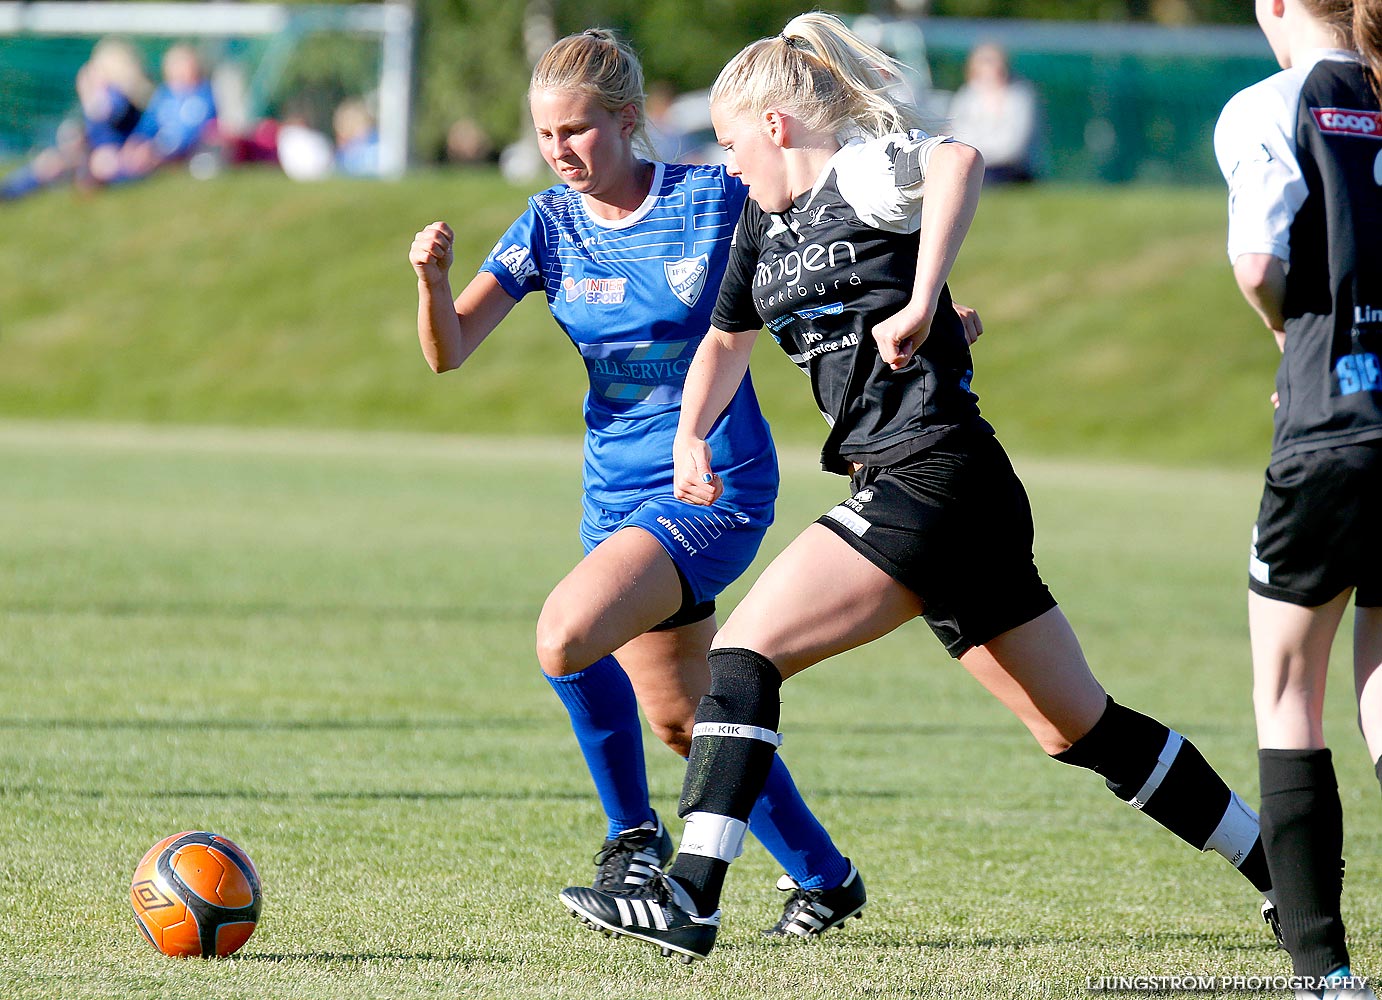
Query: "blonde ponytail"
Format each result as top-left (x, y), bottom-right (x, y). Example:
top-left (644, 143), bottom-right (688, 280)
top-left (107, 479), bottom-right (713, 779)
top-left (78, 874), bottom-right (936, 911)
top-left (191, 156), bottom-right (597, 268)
top-left (710, 11), bottom-right (928, 140)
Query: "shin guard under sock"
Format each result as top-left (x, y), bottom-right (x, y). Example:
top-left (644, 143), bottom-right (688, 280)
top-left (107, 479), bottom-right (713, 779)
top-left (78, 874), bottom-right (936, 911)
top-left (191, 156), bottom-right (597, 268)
top-left (1259, 749), bottom-right (1348, 977)
top-left (670, 647), bottom-right (782, 915)
top-left (544, 655), bottom-right (651, 838)
top-left (1053, 697), bottom-right (1271, 892)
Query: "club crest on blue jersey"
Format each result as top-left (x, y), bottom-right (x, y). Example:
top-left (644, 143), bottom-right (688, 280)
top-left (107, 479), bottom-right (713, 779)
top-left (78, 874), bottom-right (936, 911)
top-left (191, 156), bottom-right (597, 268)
top-left (664, 254), bottom-right (709, 307)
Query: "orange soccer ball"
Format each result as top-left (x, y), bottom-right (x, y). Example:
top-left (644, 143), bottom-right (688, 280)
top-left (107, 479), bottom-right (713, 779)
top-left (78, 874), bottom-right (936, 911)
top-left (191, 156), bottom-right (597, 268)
top-left (129, 831), bottom-right (262, 958)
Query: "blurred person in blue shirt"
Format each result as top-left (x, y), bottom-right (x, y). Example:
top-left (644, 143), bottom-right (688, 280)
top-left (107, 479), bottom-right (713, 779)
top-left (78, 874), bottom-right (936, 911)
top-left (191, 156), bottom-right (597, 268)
top-left (332, 98), bottom-right (381, 177)
top-left (91, 43), bottom-right (216, 184)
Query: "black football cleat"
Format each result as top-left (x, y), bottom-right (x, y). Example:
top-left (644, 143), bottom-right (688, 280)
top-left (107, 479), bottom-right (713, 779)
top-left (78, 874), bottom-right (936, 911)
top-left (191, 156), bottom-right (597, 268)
top-left (762, 861), bottom-right (866, 937)
top-left (561, 871), bottom-right (719, 963)
top-left (591, 815), bottom-right (674, 892)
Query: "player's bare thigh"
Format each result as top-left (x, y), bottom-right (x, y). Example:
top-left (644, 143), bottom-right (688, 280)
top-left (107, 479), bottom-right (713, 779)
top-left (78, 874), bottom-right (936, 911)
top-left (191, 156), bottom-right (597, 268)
top-left (958, 608), bottom-right (1107, 755)
top-left (1354, 605), bottom-right (1382, 761)
top-left (536, 526), bottom-right (683, 677)
top-left (713, 523), bottom-right (923, 679)
top-left (716, 523), bottom-right (1108, 752)
top-left (1249, 588), bottom-right (1351, 750)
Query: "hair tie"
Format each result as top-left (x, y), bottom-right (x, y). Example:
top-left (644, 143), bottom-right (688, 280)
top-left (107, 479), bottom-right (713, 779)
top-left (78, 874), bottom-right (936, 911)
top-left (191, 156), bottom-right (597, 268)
top-left (780, 33), bottom-right (800, 49)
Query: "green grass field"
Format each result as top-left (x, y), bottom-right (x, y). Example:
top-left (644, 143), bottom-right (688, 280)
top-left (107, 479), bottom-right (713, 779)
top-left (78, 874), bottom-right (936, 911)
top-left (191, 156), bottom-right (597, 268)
top-left (2, 420), bottom-right (1378, 999)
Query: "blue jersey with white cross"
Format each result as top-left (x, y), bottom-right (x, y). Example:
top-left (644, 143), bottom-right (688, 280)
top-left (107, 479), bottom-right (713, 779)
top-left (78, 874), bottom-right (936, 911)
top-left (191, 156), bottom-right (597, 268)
top-left (480, 161), bottom-right (777, 511)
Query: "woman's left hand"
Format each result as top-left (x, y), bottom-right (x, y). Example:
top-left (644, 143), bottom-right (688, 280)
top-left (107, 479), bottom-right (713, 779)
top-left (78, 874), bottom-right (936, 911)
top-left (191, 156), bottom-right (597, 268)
top-left (872, 304), bottom-right (934, 370)
top-left (952, 301), bottom-right (983, 346)
top-left (673, 435), bottom-right (722, 506)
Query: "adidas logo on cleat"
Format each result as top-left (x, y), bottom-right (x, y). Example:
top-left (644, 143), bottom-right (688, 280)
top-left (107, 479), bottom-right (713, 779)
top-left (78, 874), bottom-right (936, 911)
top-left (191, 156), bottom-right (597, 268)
top-left (763, 862), bottom-right (867, 938)
top-left (591, 815), bottom-right (674, 892)
top-left (559, 872), bottom-right (719, 962)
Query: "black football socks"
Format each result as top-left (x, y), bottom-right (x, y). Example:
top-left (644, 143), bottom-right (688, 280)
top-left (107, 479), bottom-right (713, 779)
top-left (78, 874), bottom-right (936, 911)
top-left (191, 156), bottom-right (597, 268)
top-left (1054, 696), bottom-right (1272, 892)
top-left (1259, 748), bottom-right (1349, 977)
top-left (669, 646), bottom-right (783, 916)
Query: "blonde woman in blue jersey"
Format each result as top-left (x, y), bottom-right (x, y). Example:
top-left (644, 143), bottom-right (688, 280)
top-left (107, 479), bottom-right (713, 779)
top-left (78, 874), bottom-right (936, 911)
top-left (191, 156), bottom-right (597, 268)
top-left (409, 28), bottom-right (867, 936)
top-left (560, 12), bottom-right (1280, 965)
top-left (1216, 2), bottom-right (1382, 997)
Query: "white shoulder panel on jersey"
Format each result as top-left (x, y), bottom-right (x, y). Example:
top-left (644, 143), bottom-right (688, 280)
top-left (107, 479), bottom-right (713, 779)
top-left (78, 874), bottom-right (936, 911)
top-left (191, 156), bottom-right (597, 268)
top-left (825, 131), bottom-right (954, 234)
top-left (1214, 64), bottom-right (1314, 263)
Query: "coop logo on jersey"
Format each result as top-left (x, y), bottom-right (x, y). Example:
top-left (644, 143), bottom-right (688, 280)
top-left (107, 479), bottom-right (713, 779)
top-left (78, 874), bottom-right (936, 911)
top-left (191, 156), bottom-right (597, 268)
top-left (494, 243), bottom-right (538, 282)
top-left (664, 254), bottom-right (709, 307)
top-left (1312, 107), bottom-right (1382, 138)
top-left (563, 276), bottom-right (626, 305)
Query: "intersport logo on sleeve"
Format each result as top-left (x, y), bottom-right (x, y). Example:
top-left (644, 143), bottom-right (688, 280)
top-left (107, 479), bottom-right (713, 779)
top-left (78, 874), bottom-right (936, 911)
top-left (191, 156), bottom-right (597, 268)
top-left (1312, 107), bottom-right (1382, 138)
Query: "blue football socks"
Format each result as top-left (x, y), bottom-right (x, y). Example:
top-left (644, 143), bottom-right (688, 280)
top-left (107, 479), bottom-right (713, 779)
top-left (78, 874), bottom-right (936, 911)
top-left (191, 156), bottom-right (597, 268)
top-left (545, 655), bottom-right (652, 839)
top-left (546, 653), bottom-right (847, 889)
top-left (749, 754), bottom-right (850, 892)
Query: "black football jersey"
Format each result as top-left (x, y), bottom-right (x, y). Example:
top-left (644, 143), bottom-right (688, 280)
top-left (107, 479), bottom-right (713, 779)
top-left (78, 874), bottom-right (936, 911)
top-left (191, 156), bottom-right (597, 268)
top-left (710, 132), bottom-right (989, 474)
top-left (1216, 51), bottom-right (1382, 459)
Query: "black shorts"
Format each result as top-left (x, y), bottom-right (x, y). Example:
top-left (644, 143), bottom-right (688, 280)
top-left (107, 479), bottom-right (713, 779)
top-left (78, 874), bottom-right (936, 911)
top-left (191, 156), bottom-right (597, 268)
top-left (650, 566), bottom-right (715, 631)
top-left (815, 429), bottom-right (1057, 657)
top-left (1249, 440), bottom-right (1382, 606)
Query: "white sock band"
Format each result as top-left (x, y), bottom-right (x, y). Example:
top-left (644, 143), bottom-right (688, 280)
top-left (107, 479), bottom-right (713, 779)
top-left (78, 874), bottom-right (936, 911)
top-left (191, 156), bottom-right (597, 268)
top-left (691, 722), bottom-right (783, 747)
top-left (1204, 790), bottom-right (1260, 867)
top-left (1129, 731), bottom-right (1184, 810)
top-left (678, 812), bottom-right (749, 862)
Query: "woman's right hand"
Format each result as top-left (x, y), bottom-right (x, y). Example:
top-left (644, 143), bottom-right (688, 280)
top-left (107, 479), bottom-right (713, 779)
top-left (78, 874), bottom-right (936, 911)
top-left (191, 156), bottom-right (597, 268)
top-left (673, 435), bottom-right (722, 506)
top-left (410, 221), bottom-right (455, 285)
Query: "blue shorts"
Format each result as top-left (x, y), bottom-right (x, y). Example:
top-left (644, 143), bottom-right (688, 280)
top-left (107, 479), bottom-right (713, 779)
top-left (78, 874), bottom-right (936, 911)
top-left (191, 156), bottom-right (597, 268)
top-left (580, 493), bottom-right (773, 608)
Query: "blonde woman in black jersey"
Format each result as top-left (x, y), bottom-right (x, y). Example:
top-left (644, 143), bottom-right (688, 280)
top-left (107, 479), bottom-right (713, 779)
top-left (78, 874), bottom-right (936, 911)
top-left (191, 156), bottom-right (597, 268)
top-left (558, 11), bottom-right (1279, 965)
top-left (1216, 2), bottom-right (1382, 996)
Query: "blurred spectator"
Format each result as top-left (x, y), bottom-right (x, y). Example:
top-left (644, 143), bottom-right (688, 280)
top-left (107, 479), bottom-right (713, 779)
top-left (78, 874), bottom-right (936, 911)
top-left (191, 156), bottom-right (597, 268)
top-left (0, 38), bottom-right (152, 200)
top-left (446, 117), bottom-right (495, 166)
top-left (197, 60), bottom-right (280, 175)
top-left (947, 43), bottom-right (1038, 185)
top-left (274, 98), bottom-right (387, 181)
top-left (276, 114), bottom-right (335, 182)
top-left (500, 136), bottom-right (544, 184)
top-left (332, 98), bottom-right (381, 177)
top-left (91, 43), bottom-right (216, 184)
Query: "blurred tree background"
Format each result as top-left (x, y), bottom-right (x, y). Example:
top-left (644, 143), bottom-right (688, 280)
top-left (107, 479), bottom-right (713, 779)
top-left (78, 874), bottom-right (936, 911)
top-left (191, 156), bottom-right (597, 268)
top-left (928, 0), bottom-right (1250, 21)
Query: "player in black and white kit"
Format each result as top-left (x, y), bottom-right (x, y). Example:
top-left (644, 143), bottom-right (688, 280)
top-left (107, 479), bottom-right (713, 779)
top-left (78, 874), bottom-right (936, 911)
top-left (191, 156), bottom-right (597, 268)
top-left (1215, 1), bottom-right (1382, 997)
top-left (558, 11), bottom-right (1279, 964)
